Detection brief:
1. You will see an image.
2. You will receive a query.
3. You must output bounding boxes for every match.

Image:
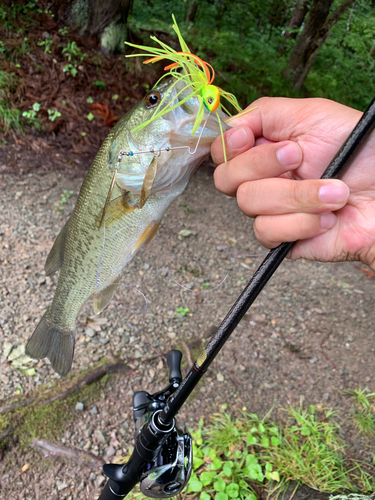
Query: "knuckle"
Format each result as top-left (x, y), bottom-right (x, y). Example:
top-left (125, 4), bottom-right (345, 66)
top-left (236, 182), bottom-right (252, 211)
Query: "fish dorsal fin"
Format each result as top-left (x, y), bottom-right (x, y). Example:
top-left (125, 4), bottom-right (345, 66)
top-left (97, 195), bottom-right (136, 228)
top-left (45, 220), bottom-right (69, 276)
top-left (140, 156), bottom-right (158, 208)
top-left (93, 282), bottom-right (119, 314)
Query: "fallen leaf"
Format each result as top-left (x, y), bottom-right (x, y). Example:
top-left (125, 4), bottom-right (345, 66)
top-left (22, 463), bottom-right (30, 472)
top-left (359, 266), bottom-right (375, 279)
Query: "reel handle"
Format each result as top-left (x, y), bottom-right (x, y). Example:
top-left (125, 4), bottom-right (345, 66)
top-left (167, 350), bottom-right (182, 384)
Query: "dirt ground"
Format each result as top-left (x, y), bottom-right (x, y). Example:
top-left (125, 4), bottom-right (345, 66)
top-left (1, 137), bottom-right (375, 499)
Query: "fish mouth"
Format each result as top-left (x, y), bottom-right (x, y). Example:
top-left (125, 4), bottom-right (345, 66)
top-left (109, 77), bottom-right (228, 197)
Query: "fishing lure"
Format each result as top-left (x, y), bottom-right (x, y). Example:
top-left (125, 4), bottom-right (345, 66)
top-left (125, 15), bottom-right (250, 163)
top-left (100, 16), bottom-right (255, 228)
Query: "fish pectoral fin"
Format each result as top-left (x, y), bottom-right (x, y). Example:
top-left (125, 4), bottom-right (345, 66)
top-left (132, 221), bottom-right (161, 254)
top-left (140, 156), bottom-right (158, 208)
top-left (96, 196), bottom-right (136, 228)
top-left (93, 281), bottom-right (119, 314)
top-left (45, 220), bottom-right (69, 276)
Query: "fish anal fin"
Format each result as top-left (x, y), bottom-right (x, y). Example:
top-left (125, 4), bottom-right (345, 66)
top-left (97, 196), bottom-right (136, 228)
top-left (45, 220), bottom-right (69, 276)
top-left (132, 221), bottom-right (161, 254)
top-left (93, 282), bottom-right (119, 314)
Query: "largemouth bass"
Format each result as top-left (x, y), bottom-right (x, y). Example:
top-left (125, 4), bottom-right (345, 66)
top-left (26, 78), bottom-right (227, 377)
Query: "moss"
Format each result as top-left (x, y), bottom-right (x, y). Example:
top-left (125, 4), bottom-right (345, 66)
top-left (101, 20), bottom-right (128, 55)
top-left (1, 357), bottom-right (113, 449)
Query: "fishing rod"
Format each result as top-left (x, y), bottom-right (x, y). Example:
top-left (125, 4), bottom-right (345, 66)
top-left (98, 97), bottom-right (375, 500)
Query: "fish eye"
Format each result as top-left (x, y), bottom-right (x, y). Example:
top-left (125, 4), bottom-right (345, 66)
top-left (145, 91), bottom-right (161, 108)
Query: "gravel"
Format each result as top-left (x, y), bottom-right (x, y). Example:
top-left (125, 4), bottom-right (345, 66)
top-left (1, 147), bottom-right (374, 498)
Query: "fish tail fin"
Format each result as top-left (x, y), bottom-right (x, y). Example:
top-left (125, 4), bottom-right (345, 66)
top-left (26, 310), bottom-right (75, 377)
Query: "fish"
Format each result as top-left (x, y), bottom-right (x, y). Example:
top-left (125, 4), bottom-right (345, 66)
top-left (26, 77), bottom-right (228, 377)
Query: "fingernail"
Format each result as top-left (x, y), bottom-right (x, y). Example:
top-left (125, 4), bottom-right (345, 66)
top-left (319, 183), bottom-right (349, 203)
top-left (228, 128), bottom-right (248, 149)
top-left (276, 143), bottom-right (302, 167)
top-left (321, 213), bottom-right (337, 229)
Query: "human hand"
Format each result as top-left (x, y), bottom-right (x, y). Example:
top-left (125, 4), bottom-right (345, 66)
top-left (211, 97), bottom-right (375, 270)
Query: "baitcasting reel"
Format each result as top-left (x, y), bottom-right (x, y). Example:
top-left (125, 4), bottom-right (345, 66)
top-left (132, 350), bottom-right (193, 498)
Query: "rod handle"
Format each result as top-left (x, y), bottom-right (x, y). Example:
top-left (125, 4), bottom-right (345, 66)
top-left (167, 350), bottom-right (183, 384)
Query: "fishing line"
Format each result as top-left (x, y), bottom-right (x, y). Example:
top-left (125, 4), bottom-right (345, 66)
top-left (167, 269), bottom-right (229, 293)
top-left (220, 244), bottom-right (269, 258)
top-left (95, 217), bottom-right (148, 313)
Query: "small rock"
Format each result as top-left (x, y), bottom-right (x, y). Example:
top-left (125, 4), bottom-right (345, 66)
top-left (96, 475), bottom-right (106, 487)
top-left (85, 428), bottom-right (93, 438)
top-left (106, 446), bottom-right (116, 457)
top-left (77, 481), bottom-right (85, 492)
top-left (21, 463), bottom-right (30, 472)
top-left (90, 405), bottom-right (98, 414)
top-left (57, 482), bottom-right (68, 491)
top-left (217, 373), bottom-right (224, 382)
top-left (85, 327), bottom-right (96, 338)
top-left (100, 337), bottom-right (110, 345)
top-left (94, 429), bottom-right (107, 444)
top-left (167, 331), bottom-right (176, 339)
top-left (309, 357), bottom-right (318, 364)
top-left (143, 263), bottom-right (150, 270)
top-left (75, 402), bottom-right (84, 411)
top-left (89, 472), bottom-right (96, 482)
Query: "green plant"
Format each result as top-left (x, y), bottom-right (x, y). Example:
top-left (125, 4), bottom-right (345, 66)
top-left (21, 102), bottom-right (42, 130)
top-left (63, 64), bottom-right (78, 77)
top-left (87, 112), bottom-right (94, 121)
top-left (47, 109), bottom-right (61, 122)
top-left (182, 204), bottom-right (196, 213)
top-left (62, 40), bottom-right (85, 63)
top-left (37, 39), bottom-right (53, 53)
top-left (346, 387), bottom-right (375, 437)
top-left (0, 71), bottom-right (23, 133)
top-left (175, 307), bottom-right (190, 318)
top-left (58, 26), bottom-right (69, 36)
top-left (201, 283), bottom-right (210, 290)
top-left (93, 80), bottom-right (105, 89)
top-left (189, 407), bottom-right (375, 500)
top-left (56, 190), bottom-right (74, 212)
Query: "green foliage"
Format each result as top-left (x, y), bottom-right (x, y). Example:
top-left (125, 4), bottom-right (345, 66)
top-left (129, 0), bottom-right (375, 111)
top-left (346, 387), bottom-right (375, 437)
top-left (47, 109), bottom-right (62, 122)
top-left (21, 102), bottom-right (42, 130)
top-left (93, 80), bottom-right (106, 89)
top-left (175, 307), bottom-right (190, 318)
top-left (56, 189), bottom-right (74, 212)
top-left (189, 407), bottom-right (375, 500)
top-left (62, 40), bottom-right (85, 63)
top-left (0, 71), bottom-right (23, 133)
top-left (37, 39), bottom-right (53, 53)
top-left (63, 64), bottom-right (78, 77)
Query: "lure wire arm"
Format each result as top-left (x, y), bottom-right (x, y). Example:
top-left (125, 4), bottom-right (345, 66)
top-left (113, 112), bottom-right (211, 165)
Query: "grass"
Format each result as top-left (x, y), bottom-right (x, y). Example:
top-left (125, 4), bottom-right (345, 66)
top-left (0, 71), bottom-right (23, 133)
top-left (345, 388), bottom-right (375, 438)
top-left (186, 405), bottom-right (375, 499)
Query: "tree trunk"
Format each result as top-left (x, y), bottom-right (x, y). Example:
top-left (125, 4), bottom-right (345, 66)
top-left (186, 2), bottom-right (198, 23)
top-left (284, 0), bottom-right (310, 39)
top-left (285, 0), bottom-right (356, 90)
top-left (53, 0), bottom-right (133, 54)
